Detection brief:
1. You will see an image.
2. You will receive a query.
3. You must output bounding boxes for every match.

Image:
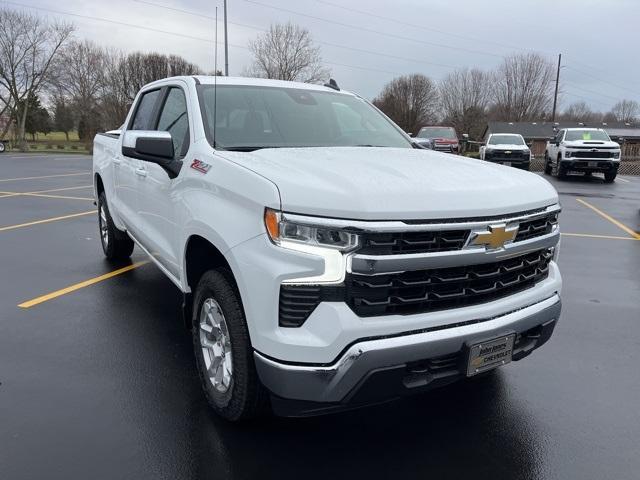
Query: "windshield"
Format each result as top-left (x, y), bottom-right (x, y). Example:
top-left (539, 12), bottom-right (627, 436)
top-left (488, 134), bottom-right (525, 146)
top-left (565, 129), bottom-right (611, 141)
top-left (198, 85), bottom-right (411, 150)
top-left (417, 127), bottom-right (456, 139)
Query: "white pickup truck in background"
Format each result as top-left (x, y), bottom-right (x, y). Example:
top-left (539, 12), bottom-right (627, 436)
top-left (544, 127), bottom-right (622, 182)
top-left (480, 133), bottom-right (532, 170)
top-left (93, 76), bottom-right (562, 421)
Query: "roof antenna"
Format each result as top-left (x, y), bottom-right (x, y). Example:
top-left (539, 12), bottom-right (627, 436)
top-left (213, 6), bottom-right (218, 149)
top-left (324, 78), bottom-right (340, 91)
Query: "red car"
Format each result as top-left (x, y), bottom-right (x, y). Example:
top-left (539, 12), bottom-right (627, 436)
top-left (416, 126), bottom-right (460, 154)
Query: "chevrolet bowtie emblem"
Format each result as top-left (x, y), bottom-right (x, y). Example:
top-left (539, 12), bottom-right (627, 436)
top-left (470, 224), bottom-right (518, 249)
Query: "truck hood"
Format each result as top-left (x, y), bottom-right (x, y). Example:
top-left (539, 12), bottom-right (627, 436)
top-left (563, 140), bottom-right (620, 148)
top-left (220, 147), bottom-right (558, 220)
top-left (487, 144), bottom-right (529, 151)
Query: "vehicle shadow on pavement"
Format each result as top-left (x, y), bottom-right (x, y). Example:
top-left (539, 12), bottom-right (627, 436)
top-left (193, 373), bottom-right (543, 480)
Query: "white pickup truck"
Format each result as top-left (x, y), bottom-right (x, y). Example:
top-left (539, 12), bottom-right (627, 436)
top-left (93, 76), bottom-right (562, 420)
top-left (544, 127), bottom-right (621, 182)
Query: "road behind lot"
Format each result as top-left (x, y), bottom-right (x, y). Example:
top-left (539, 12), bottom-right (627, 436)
top-left (0, 153), bottom-right (639, 480)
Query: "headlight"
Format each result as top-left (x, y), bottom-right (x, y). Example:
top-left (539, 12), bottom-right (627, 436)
top-left (564, 150), bottom-right (572, 158)
top-left (613, 152), bottom-right (620, 159)
top-left (264, 208), bottom-right (358, 284)
top-left (264, 208), bottom-right (359, 251)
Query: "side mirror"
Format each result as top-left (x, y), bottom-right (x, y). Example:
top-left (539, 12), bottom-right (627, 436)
top-left (462, 133), bottom-right (469, 139)
top-left (407, 132), bottom-right (413, 137)
top-left (122, 130), bottom-right (181, 178)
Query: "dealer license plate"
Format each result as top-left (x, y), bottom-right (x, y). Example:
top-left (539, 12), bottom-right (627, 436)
top-left (503, 162), bottom-right (512, 166)
top-left (588, 161), bottom-right (598, 167)
top-left (466, 334), bottom-right (515, 376)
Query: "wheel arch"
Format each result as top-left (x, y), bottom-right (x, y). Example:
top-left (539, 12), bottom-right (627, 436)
top-left (94, 172), bottom-right (104, 198)
top-left (182, 234), bottom-right (245, 330)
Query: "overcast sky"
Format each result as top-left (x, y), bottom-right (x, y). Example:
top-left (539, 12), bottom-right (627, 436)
top-left (10, 0), bottom-right (640, 112)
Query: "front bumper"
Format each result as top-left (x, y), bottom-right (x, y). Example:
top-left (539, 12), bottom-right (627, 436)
top-left (561, 159), bottom-right (620, 173)
top-left (255, 294), bottom-right (561, 416)
top-left (486, 158), bottom-right (531, 169)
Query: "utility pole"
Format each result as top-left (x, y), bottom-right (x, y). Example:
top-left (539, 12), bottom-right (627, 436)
top-left (552, 53), bottom-right (561, 122)
top-left (223, 0), bottom-right (229, 76)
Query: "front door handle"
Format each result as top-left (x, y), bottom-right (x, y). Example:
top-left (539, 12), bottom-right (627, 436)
top-left (113, 156), bottom-right (122, 166)
top-left (135, 167), bottom-right (147, 177)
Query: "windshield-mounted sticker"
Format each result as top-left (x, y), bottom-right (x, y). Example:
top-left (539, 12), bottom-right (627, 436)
top-left (191, 159), bottom-right (211, 174)
top-left (582, 132), bottom-right (592, 140)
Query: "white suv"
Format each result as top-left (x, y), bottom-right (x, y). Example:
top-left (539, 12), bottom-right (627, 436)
top-left (93, 76), bottom-right (562, 420)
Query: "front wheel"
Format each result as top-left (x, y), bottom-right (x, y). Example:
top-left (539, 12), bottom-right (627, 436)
top-left (192, 269), bottom-right (268, 421)
top-left (604, 171), bottom-right (617, 183)
top-left (97, 192), bottom-right (134, 260)
top-left (0, 141), bottom-right (5, 153)
top-left (544, 154), bottom-right (552, 175)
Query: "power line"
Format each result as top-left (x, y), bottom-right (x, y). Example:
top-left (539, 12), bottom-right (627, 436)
top-left (563, 92), bottom-right (612, 109)
top-left (0, 0), bottom-right (404, 79)
top-left (243, 0), bottom-right (506, 59)
top-left (564, 82), bottom-right (624, 103)
top-left (313, 0), bottom-right (530, 53)
top-left (0, 0), bottom-right (215, 43)
top-left (564, 65), bottom-right (639, 97)
top-left (130, 0), bottom-right (461, 72)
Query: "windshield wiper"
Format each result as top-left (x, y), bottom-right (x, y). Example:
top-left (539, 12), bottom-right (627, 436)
top-left (219, 146), bottom-right (281, 152)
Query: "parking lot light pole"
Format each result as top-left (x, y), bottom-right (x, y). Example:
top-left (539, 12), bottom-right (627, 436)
top-left (552, 53), bottom-right (561, 122)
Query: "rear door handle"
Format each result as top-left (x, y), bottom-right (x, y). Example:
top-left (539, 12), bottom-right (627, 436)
top-left (135, 167), bottom-right (147, 177)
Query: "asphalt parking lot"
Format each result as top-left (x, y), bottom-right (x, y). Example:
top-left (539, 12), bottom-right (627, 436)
top-left (0, 153), bottom-right (638, 480)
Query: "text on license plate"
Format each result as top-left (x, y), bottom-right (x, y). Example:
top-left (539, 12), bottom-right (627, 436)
top-left (466, 334), bottom-right (515, 376)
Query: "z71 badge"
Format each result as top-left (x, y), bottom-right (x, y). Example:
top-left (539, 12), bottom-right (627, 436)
top-left (190, 159), bottom-right (212, 174)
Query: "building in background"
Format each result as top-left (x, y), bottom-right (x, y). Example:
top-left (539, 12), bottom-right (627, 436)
top-left (482, 121), bottom-right (640, 160)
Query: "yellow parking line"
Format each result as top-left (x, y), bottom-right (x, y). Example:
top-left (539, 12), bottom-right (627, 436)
top-left (0, 172), bottom-right (90, 183)
top-left (18, 261), bottom-right (149, 308)
top-left (31, 185), bottom-right (93, 194)
top-left (561, 232), bottom-right (639, 241)
top-left (0, 210), bottom-right (95, 232)
top-left (15, 192), bottom-right (93, 201)
top-left (576, 198), bottom-right (640, 240)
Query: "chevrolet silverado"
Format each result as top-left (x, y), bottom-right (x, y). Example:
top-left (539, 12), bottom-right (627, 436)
top-left (93, 76), bottom-right (562, 420)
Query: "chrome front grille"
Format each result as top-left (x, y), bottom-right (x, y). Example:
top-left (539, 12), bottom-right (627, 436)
top-left (345, 249), bottom-right (552, 317)
top-left (278, 205), bottom-right (560, 327)
top-left (359, 230), bottom-right (469, 255)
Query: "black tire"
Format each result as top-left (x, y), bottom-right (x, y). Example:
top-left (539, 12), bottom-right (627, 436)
top-left (556, 157), bottom-right (567, 180)
top-left (544, 154), bottom-right (552, 175)
top-left (0, 141), bottom-right (5, 153)
top-left (192, 269), bottom-right (268, 421)
top-left (604, 171), bottom-right (617, 183)
top-left (97, 192), bottom-right (134, 260)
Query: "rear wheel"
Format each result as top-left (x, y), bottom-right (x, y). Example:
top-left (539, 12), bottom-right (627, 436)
top-left (97, 192), bottom-right (134, 260)
top-left (192, 269), bottom-right (268, 421)
top-left (604, 171), bottom-right (617, 183)
top-left (0, 141), bottom-right (5, 153)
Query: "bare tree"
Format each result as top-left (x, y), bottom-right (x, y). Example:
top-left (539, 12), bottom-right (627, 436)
top-left (0, 9), bottom-right (73, 149)
top-left (373, 74), bottom-right (439, 134)
top-left (53, 40), bottom-right (106, 141)
top-left (609, 99), bottom-right (639, 123)
top-left (439, 68), bottom-right (491, 139)
top-left (246, 22), bottom-right (329, 83)
top-left (559, 101), bottom-right (603, 123)
top-left (99, 50), bottom-right (201, 130)
top-left (491, 53), bottom-right (555, 122)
